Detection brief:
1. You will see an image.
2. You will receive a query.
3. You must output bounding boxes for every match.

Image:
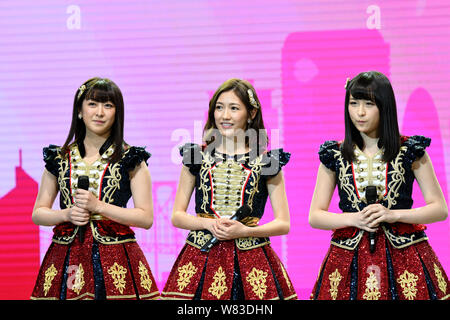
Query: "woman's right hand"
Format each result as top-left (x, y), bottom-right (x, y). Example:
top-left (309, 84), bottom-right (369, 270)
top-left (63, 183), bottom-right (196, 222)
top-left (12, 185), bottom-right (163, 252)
top-left (203, 218), bottom-right (221, 239)
top-left (348, 211), bottom-right (378, 233)
top-left (66, 206), bottom-right (90, 226)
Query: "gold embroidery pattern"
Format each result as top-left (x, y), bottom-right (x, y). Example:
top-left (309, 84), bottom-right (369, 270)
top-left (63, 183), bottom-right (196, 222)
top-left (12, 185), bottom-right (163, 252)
top-left (236, 237), bottom-right (259, 249)
top-left (198, 151), bottom-right (215, 212)
top-left (52, 228), bottom-right (78, 244)
top-left (43, 264), bottom-right (58, 296)
top-left (70, 143), bottom-right (114, 197)
top-left (58, 153), bottom-right (72, 208)
top-left (235, 237), bottom-right (270, 250)
top-left (72, 264), bottom-right (85, 295)
top-left (363, 271), bottom-right (381, 300)
top-left (208, 266), bottom-right (228, 299)
top-left (187, 230), bottom-right (212, 248)
top-left (138, 261), bottom-right (153, 292)
top-left (335, 151), bottom-right (360, 211)
top-left (329, 269), bottom-right (342, 300)
top-left (177, 262), bottom-right (198, 291)
top-left (245, 155), bottom-right (264, 209)
top-left (434, 263), bottom-right (447, 295)
top-left (108, 262), bottom-right (128, 294)
top-left (331, 230), bottom-right (364, 250)
top-left (246, 267), bottom-right (268, 299)
top-left (382, 225), bottom-right (428, 249)
top-left (385, 146), bottom-right (407, 209)
top-left (397, 270), bottom-right (419, 300)
top-left (102, 162), bottom-right (122, 204)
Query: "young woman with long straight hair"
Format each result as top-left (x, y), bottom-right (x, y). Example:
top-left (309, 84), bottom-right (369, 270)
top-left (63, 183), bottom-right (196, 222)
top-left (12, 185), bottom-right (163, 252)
top-left (30, 77), bottom-right (159, 300)
top-left (309, 71), bottom-right (449, 300)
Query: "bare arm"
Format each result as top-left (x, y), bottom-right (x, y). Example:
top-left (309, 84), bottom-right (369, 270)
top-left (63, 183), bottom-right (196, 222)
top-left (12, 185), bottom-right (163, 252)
top-left (75, 161), bottom-right (154, 229)
top-left (32, 169), bottom-right (89, 226)
top-left (308, 164), bottom-right (378, 232)
top-left (170, 165), bottom-right (216, 231)
top-left (252, 170), bottom-right (291, 236)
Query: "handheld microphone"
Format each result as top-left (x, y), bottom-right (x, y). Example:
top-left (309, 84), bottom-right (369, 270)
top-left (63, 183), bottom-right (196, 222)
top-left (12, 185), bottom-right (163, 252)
top-left (365, 185), bottom-right (377, 253)
top-left (76, 175), bottom-right (90, 243)
top-left (200, 204), bottom-right (252, 252)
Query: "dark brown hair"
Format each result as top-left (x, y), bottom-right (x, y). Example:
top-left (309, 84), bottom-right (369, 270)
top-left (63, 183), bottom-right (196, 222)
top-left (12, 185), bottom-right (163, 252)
top-left (342, 71), bottom-right (400, 163)
top-left (61, 77), bottom-right (125, 162)
top-left (203, 78), bottom-right (268, 154)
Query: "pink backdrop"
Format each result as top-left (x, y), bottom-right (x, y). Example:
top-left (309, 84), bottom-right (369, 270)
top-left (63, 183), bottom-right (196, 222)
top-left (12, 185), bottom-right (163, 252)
top-left (0, 1), bottom-right (449, 299)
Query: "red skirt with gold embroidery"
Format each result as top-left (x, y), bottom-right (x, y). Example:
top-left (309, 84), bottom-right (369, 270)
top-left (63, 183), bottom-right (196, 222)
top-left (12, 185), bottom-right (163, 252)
top-left (311, 230), bottom-right (450, 300)
top-left (161, 240), bottom-right (297, 300)
top-left (30, 226), bottom-right (159, 300)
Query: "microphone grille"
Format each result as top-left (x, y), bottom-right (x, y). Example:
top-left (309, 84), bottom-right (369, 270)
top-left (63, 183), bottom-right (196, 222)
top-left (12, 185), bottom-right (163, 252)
top-left (236, 204), bottom-right (252, 220)
top-left (77, 175), bottom-right (90, 190)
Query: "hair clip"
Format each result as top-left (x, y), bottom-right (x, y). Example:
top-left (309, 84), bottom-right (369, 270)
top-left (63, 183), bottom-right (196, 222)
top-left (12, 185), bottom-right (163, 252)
top-left (344, 77), bottom-right (351, 90)
top-left (77, 84), bottom-right (87, 101)
top-left (247, 89), bottom-right (259, 109)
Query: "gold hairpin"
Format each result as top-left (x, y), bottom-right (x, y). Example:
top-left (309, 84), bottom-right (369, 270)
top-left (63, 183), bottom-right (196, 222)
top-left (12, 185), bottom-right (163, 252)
top-left (247, 89), bottom-right (259, 109)
top-left (77, 84), bottom-right (86, 100)
top-left (344, 77), bottom-right (350, 90)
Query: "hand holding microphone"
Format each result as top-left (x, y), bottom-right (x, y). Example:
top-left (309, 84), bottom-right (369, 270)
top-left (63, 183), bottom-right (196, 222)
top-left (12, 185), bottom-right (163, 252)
top-left (365, 186), bottom-right (378, 253)
top-left (75, 175), bottom-right (90, 243)
top-left (200, 204), bottom-right (252, 252)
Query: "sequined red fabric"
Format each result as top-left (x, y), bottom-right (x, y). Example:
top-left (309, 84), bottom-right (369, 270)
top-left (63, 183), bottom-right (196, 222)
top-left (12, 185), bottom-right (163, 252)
top-left (52, 220), bottom-right (135, 239)
top-left (161, 241), bottom-right (297, 300)
top-left (333, 223), bottom-right (427, 240)
top-left (53, 222), bottom-right (76, 238)
top-left (30, 227), bottom-right (159, 300)
top-left (311, 231), bottom-right (450, 300)
top-left (95, 220), bottom-right (135, 237)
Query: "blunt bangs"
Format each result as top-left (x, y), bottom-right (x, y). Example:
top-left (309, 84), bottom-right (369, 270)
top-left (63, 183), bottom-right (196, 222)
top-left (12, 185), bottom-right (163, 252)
top-left (84, 80), bottom-right (119, 105)
top-left (348, 77), bottom-right (381, 106)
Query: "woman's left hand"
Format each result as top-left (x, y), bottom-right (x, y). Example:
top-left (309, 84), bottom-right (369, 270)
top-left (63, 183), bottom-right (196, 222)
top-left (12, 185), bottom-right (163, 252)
top-left (213, 219), bottom-right (249, 240)
top-left (360, 203), bottom-right (399, 228)
top-left (73, 189), bottom-right (101, 214)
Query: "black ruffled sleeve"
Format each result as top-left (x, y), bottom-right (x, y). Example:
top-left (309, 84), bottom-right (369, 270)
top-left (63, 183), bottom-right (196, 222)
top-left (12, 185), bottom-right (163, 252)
top-left (179, 143), bottom-right (202, 176)
top-left (318, 140), bottom-right (339, 171)
top-left (122, 146), bottom-right (151, 171)
top-left (403, 135), bottom-right (431, 167)
top-left (43, 144), bottom-right (60, 177)
top-left (261, 148), bottom-right (291, 177)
